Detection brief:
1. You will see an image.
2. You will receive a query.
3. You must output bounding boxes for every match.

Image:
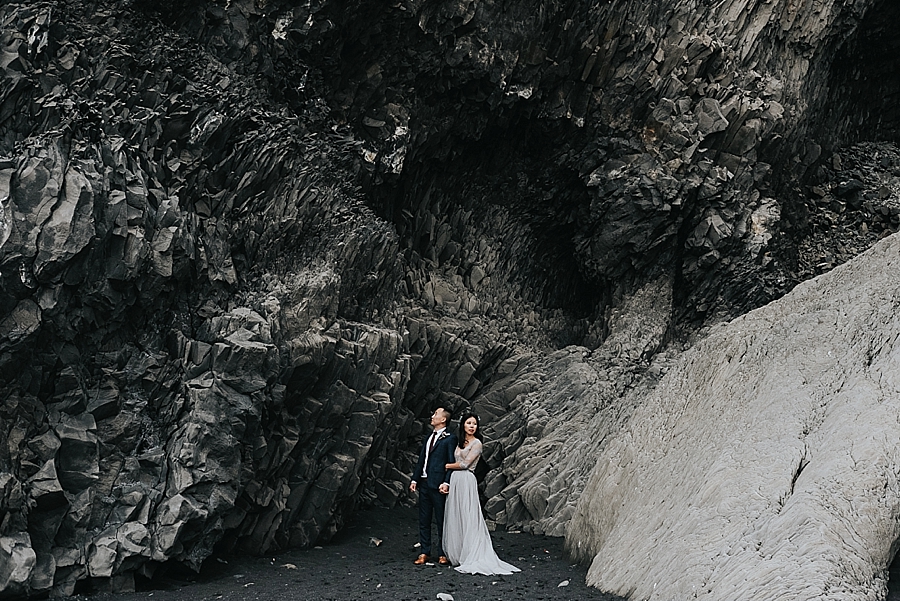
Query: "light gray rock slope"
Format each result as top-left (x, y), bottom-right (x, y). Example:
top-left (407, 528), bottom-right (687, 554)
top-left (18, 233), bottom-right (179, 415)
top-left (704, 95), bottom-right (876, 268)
top-left (566, 232), bottom-right (900, 600)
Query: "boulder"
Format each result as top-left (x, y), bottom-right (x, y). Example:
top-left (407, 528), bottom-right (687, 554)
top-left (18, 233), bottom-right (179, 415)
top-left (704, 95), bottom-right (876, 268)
top-left (52, 414), bottom-right (100, 493)
top-left (0, 534), bottom-right (36, 596)
top-left (567, 233), bottom-right (900, 600)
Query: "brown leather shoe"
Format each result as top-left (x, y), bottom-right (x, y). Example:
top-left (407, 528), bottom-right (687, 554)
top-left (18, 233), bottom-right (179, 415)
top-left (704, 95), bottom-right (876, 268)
top-left (438, 556), bottom-right (450, 566)
top-left (413, 553), bottom-right (429, 565)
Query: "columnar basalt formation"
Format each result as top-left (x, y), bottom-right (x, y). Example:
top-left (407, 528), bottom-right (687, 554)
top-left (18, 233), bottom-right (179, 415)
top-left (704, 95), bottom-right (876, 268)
top-left (1, 0), bottom-right (899, 598)
top-left (314, 0), bottom-right (899, 322)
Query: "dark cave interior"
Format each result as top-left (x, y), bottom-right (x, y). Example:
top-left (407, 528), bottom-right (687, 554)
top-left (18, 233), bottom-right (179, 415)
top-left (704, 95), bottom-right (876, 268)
top-left (289, 0), bottom-right (615, 346)
top-left (818, 0), bottom-right (900, 149)
top-left (371, 113), bottom-right (601, 320)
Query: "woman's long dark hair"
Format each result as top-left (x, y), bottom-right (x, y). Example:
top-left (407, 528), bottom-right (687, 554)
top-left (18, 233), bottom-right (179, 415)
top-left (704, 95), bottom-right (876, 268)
top-left (457, 411), bottom-right (484, 448)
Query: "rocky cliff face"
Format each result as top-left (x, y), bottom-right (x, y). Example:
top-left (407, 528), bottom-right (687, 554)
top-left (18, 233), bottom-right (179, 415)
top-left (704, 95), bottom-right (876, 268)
top-left (566, 232), bottom-right (900, 601)
top-left (0, 0), bottom-right (898, 597)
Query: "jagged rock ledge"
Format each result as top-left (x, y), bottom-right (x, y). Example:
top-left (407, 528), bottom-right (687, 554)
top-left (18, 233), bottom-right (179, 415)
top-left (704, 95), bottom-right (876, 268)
top-left (566, 232), bottom-right (900, 601)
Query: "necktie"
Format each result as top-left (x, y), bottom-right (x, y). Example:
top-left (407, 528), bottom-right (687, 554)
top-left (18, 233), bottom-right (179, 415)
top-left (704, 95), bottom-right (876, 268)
top-left (428, 431), bottom-right (438, 453)
top-left (422, 431), bottom-right (439, 478)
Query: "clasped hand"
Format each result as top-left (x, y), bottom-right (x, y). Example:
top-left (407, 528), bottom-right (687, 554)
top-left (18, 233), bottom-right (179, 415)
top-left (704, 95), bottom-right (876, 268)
top-left (408, 481), bottom-right (449, 494)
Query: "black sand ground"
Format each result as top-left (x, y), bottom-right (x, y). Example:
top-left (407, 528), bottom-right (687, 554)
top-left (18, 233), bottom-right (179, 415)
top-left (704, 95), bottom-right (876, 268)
top-left (80, 506), bottom-right (624, 601)
top-left (58, 504), bottom-right (900, 601)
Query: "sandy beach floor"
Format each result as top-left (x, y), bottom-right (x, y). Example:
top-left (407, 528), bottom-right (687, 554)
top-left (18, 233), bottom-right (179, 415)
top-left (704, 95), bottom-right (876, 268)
top-left (52, 503), bottom-right (900, 601)
top-left (75, 505), bottom-right (622, 601)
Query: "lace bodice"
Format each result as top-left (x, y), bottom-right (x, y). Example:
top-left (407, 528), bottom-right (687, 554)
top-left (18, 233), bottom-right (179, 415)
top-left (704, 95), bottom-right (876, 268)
top-left (455, 438), bottom-right (483, 471)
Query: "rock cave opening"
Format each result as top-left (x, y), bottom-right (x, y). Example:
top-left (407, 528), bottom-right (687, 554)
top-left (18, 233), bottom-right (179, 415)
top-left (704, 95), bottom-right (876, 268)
top-left (367, 111), bottom-right (603, 347)
top-left (303, 0), bottom-right (608, 347)
top-left (744, 0), bottom-right (900, 306)
top-left (817, 0), bottom-right (900, 148)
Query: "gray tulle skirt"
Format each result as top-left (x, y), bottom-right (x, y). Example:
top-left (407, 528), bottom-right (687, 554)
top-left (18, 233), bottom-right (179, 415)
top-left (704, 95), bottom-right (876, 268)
top-left (442, 469), bottom-right (520, 575)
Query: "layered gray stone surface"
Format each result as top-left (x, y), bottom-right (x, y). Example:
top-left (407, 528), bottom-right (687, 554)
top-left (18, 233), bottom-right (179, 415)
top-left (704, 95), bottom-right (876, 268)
top-left (567, 232), bottom-right (900, 600)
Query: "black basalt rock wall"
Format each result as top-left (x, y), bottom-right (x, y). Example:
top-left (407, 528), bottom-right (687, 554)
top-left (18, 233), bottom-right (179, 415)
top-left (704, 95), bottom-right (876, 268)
top-left (305, 0), bottom-right (898, 323)
top-left (298, 0), bottom-right (797, 323)
top-left (0, 5), bottom-right (532, 595)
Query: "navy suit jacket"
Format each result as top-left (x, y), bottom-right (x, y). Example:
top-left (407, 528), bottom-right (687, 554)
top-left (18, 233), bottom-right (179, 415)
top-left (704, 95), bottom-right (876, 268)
top-left (412, 430), bottom-right (457, 489)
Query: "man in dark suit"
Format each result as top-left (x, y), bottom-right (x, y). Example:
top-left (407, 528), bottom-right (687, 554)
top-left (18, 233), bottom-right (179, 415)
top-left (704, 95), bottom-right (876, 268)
top-left (409, 407), bottom-right (457, 565)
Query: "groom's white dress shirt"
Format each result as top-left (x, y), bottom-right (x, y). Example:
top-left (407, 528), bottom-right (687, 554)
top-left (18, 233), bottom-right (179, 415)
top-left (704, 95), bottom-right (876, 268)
top-left (421, 427), bottom-right (446, 478)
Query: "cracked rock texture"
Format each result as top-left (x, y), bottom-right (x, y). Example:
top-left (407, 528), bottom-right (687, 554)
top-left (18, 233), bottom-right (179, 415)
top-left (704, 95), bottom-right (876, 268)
top-left (1, 0), bottom-right (899, 598)
top-left (567, 232), bottom-right (900, 601)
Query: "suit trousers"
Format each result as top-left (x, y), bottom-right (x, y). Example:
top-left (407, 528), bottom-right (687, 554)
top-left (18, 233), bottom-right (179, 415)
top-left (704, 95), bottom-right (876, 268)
top-left (418, 484), bottom-right (446, 556)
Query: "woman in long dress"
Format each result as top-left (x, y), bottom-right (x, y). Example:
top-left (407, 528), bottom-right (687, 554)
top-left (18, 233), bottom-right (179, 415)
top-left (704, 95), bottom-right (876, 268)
top-left (442, 412), bottom-right (520, 575)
